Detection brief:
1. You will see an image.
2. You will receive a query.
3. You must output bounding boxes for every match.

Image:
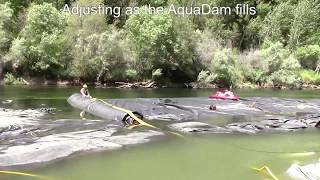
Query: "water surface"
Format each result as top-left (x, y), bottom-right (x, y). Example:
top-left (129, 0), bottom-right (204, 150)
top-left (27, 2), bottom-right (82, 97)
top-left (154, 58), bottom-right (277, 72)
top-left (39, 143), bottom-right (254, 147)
top-left (0, 87), bottom-right (319, 180)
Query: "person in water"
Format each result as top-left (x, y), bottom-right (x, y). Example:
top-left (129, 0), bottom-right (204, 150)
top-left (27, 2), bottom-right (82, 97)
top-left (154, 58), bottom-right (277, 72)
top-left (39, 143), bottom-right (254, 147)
top-left (80, 84), bottom-right (91, 119)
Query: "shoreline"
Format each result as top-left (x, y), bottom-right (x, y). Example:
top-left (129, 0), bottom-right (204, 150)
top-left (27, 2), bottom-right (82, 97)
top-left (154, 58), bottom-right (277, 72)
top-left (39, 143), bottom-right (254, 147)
top-left (1, 79), bottom-right (320, 90)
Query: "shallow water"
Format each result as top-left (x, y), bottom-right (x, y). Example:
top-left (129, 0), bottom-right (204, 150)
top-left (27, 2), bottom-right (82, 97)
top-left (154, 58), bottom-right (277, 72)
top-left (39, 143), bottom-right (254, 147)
top-left (1, 87), bottom-right (320, 180)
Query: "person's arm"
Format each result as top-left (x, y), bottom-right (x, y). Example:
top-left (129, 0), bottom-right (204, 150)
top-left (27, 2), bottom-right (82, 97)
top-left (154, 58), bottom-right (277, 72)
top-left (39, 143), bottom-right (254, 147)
top-left (80, 88), bottom-right (85, 96)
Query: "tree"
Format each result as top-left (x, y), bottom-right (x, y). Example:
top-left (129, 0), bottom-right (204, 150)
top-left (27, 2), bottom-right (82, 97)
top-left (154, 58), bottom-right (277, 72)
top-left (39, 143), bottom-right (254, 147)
top-left (10, 3), bottom-right (68, 78)
top-left (0, 2), bottom-right (14, 57)
top-left (0, 2), bottom-right (14, 79)
top-left (261, 0), bottom-right (320, 48)
top-left (125, 7), bottom-right (197, 82)
top-left (288, 0), bottom-right (320, 48)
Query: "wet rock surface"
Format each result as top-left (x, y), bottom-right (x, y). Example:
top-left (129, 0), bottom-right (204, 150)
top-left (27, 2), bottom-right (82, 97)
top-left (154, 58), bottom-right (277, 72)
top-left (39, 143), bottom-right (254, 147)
top-left (111, 97), bottom-right (320, 134)
top-left (1, 97), bottom-right (320, 168)
top-left (0, 109), bottom-right (164, 168)
top-left (287, 160), bottom-right (320, 180)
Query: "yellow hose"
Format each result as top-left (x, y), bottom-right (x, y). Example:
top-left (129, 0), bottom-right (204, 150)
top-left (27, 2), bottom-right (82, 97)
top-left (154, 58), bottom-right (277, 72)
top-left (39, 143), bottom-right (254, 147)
top-left (0, 170), bottom-right (51, 179)
top-left (252, 166), bottom-right (279, 180)
top-left (96, 99), bottom-right (184, 137)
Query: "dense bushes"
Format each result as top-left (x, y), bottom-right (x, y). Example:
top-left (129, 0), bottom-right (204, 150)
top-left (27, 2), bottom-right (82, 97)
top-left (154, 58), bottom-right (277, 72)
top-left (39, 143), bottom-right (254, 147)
top-left (1, 0), bottom-right (320, 88)
top-left (125, 8), bottom-right (197, 83)
top-left (296, 45), bottom-right (320, 70)
top-left (9, 3), bottom-right (68, 78)
top-left (4, 73), bottom-right (24, 85)
top-left (299, 70), bottom-right (320, 85)
top-left (198, 42), bottom-right (302, 88)
top-left (0, 2), bottom-right (14, 58)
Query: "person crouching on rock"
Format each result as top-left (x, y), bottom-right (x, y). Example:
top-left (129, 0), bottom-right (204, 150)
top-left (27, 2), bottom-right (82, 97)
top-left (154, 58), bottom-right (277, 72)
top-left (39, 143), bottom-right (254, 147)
top-left (80, 84), bottom-right (91, 98)
top-left (80, 84), bottom-right (91, 120)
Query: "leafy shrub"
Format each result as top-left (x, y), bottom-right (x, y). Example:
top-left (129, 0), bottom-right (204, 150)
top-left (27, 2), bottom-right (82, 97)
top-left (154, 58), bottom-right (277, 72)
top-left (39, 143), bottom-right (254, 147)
top-left (261, 42), bottom-right (300, 72)
top-left (267, 70), bottom-right (301, 88)
top-left (152, 68), bottom-right (163, 83)
top-left (125, 8), bottom-right (197, 82)
top-left (288, 0), bottom-right (320, 48)
top-left (238, 50), bottom-right (266, 85)
top-left (195, 30), bottom-right (222, 67)
top-left (298, 70), bottom-right (320, 85)
top-left (0, 2), bottom-right (14, 57)
top-left (295, 45), bottom-right (320, 70)
top-left (4, 73), bottom-right (24, 85)
top-left (260, 42), bottom-right (301, 87)
top-left (125, 69), bottom-right (138, 81)
top-left (69, 27), bottom-right (134, 82)
top-left (9, 3), bottom-right (68, 78)
top-left (210, 48), bottom-right (242, 88)
top-left (197, 70), bottom-right (216, 83)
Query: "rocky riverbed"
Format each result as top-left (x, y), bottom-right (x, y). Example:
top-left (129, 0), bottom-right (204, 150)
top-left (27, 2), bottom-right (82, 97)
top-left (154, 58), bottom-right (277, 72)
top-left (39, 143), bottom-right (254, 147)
top-left (1, 97), bottom-right (320, 168)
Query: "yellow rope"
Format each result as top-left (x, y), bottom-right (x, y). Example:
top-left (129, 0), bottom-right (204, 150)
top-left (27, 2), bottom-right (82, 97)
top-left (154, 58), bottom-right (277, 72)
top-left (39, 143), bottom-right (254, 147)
top-left (0, 170), bottom-right (51, 179)
top-left (252, 166), bottom-right (279, 180)
top-left (96, 99), bottom-right (184, 137)
top-left (97, 99), bottom-right (157, 129)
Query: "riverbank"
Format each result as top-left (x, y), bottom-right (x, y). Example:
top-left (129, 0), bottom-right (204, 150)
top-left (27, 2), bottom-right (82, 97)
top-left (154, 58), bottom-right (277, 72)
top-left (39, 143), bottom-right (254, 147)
top-left (2, 78), bottom-right (320, 90)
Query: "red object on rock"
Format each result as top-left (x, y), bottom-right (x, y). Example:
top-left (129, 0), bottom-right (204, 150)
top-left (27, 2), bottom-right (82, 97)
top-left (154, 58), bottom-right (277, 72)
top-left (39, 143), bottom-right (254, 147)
top-left (209, 89), bottom-right (239, 101)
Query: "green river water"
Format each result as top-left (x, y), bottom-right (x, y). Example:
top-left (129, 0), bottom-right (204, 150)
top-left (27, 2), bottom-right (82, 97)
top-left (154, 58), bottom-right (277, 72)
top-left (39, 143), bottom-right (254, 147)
top-left (1, 87), bottom-right (320, 180)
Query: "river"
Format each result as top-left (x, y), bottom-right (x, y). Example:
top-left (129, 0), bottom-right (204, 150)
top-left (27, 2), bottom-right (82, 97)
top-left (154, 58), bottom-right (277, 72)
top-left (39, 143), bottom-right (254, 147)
top-left (0, 86), bottom-right (319, 180)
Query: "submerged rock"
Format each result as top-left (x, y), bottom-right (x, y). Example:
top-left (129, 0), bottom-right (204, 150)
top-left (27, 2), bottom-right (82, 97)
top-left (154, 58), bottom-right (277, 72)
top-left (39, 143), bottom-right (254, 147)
top-left (169, 122), bottom-right (231, 134)
top-left (2, 96), bottom-right (320, 168)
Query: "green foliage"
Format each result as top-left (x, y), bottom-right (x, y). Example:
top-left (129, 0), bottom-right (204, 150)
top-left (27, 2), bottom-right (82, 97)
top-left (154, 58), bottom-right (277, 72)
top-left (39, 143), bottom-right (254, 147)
top-left (261, 0), bottom-right (320, 48)
top-left (288, 0), bottom-right (320, 48)
top-left (238, 42), bottom-right (301, 88)
top-left (125, 69), bottom-right (138, 81)
top-left (69, 26), bottom-right (134, 82)
top-left (0, 2), bottom-right (14, 57)
top-left (299, 70), bottom-right (320, 85)
top-left (267, 70), bottom-right (301, 88)
top-left (125, 8), bottom-right (197, 82)
top-left (4, 73), bottom-right (24, 85)
top-left (210, 48), bottom-right (242, 88)
top-left (195, 30), bottom-right (222, 67)
top-left (197, 70), bottom-right (216, 83)
top-left (261, 41), bottom-right (301, 87)
top-left (32, 0), bottom-right (68, 9)
top-left (261, 41), bottom-right (300, 73)
top-left (10, 3), bottom-right (68, 78)
top-left (151, 68), bottom-right (163, 83)
top-left (238, 50), bottom-right (266, 85)
top-left (125, 8), bottom-right (174, 76)
top-left (1, 0), bottom-right (320, 87)
top-left (261, 1), bottom-right (294, 45)
top-left (295, 45), bottom-right (320, 70)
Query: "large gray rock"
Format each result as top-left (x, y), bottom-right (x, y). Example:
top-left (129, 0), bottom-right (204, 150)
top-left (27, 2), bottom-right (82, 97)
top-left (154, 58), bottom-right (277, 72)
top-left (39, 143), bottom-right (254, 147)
top-left (0, 108), bottom-right (164, 168)
top-left (0, 128), bottom-right (163, 167)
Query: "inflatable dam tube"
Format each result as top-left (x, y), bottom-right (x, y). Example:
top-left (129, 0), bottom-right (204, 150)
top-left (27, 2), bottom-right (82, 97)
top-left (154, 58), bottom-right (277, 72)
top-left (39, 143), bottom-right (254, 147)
top-left (67, 93), bottom-right (143, 122)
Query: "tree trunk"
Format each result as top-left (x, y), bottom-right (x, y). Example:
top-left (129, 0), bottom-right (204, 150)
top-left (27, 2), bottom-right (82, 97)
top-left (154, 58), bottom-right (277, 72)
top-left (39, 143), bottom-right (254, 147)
top-left (0, 59), bottom-right (3, 80)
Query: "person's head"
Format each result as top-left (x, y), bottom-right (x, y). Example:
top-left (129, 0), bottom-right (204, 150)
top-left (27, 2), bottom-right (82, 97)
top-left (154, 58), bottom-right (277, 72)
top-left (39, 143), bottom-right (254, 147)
top-left (83, 84), bottom-right (88, 89)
